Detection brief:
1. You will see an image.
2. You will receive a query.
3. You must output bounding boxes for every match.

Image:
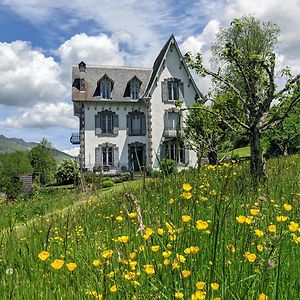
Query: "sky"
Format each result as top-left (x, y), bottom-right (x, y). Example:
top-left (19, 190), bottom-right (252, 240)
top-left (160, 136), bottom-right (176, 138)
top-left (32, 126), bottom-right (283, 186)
top-left (0, 0), bottom-right (300, 156)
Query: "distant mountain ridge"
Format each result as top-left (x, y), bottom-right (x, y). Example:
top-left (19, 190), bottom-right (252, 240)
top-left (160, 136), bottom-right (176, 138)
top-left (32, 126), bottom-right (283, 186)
top-left (0, 135), bottom-right (73, 162)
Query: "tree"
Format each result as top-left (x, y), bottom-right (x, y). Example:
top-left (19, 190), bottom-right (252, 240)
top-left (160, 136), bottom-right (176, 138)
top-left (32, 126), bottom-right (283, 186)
top-left (56, 159), bottom-right (79, 185)
top-left (28, 139), bottom-right (56, 185)
top-left (186, 16), bottom-right (300, 184)
top-left (0, 151), bottom-right (33, 200)
top-left (184, 103), bottom-right (232, 167)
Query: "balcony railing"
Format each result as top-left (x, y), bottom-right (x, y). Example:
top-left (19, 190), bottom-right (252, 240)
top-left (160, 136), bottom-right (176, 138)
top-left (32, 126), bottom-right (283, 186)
top-left (70, 132), bottom-right (80, 144)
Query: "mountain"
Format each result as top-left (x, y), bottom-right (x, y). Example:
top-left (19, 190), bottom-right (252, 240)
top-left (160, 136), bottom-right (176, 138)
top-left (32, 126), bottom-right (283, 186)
top-left (0, 135), bottom-right (73, 163)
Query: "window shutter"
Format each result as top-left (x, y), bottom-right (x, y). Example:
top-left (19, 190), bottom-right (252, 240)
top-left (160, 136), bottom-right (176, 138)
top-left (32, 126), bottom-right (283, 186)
top-left (113, 147), bottom-right (119, 167)
top-left (164, 111), bottom-right (168, 129)
top-left (127, 113), bottom-right (132, 136)
top-left (184, 147), bottom-right (189, 165)
top-left (95, 147), bottom-right (103, 169)
top-left (95, 114), bottom-right (102, 135)
top-left (141, 113), bottom-right (146, 135)
top-left (113, 114), bottom-right (119, 135)
top-left (161, 81), bottom-right (168, 102)
top-left (160, 144), bottom-right (165, 160)
top-left (179, 81), bottom-right (184, 100)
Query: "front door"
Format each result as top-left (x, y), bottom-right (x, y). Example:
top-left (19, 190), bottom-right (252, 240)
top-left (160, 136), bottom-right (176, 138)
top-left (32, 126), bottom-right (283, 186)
top-left (129, 144), bottom-right (145, 172)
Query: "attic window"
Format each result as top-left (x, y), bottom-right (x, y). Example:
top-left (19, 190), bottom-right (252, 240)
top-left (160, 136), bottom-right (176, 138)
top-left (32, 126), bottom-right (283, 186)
top-left (124, 76), bottom-right (142, 99)
top-left (99, 75), bottom-right (114, 99)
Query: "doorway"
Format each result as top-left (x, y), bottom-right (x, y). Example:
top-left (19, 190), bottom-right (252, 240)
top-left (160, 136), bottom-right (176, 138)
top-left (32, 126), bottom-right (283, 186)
top-left (128, 143), bottom-right (146, 172)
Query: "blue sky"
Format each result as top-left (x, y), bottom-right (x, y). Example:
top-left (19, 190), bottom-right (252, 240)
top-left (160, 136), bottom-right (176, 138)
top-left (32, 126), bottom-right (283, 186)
top-left (0, 0), bottom-right (300, 156)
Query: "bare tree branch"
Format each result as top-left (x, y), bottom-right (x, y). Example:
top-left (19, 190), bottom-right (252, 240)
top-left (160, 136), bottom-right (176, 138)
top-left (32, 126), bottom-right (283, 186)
top-left (260, 95), bottom-right (300, 131)
top-left (275, 74), bottom-right (300, 99)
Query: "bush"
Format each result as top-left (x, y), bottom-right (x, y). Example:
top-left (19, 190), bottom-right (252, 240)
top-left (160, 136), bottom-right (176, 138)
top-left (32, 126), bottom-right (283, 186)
top-left (56, 159), bottom-right (79, 185)
top-left (159, 159), bottom-right (177, 176)
top-left (102, 179), bottom-right (114, 188)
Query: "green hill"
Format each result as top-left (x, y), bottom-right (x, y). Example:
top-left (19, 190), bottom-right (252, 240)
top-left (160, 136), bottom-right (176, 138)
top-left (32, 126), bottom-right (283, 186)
top-left (0, 135), bottom-right (73, 163)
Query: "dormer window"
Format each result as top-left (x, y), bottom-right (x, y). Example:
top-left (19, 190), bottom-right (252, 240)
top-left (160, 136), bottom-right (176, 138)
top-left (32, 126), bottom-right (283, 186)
top-left (124, 76), bottom-right (142, 99)
top-left (98, 75), bottom-right (114, 99)
top-left (161, 78), bottom-right (184, 102)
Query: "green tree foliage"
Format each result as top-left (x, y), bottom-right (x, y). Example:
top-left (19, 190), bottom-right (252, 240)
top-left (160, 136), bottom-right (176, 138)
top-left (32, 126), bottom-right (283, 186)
top-left (56, 159), bottom-right (80, 185)
top-left (28, 139), bottom-right (56, 185)
top-left (184, 103), bottom-right (232, 166)
top-left (186, 16), bottom-right (300, 184)
top-left (0, 151), bottom-right (33, 200)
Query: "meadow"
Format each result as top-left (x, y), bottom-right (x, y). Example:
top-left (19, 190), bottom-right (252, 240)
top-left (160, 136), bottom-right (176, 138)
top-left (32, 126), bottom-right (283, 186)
top-left (0, 156), bottom-right (299, 299)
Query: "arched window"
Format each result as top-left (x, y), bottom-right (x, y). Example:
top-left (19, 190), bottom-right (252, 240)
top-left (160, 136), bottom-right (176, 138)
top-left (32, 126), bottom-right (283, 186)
top-left (124, 76), bottom-right (142, 99)
top-left (98, 75), bottom-right (114, 99)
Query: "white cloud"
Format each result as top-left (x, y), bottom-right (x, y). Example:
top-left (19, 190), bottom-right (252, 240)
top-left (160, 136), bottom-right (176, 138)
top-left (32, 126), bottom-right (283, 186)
top-left (0, 40), bottom-right (67, 107)
top-left (0, 102), bottom-right (77, 129)
top-left (62, 147), bottom-right (80, 157)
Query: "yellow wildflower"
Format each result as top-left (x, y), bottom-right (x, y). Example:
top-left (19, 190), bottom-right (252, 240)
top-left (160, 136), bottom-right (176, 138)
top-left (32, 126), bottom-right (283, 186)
top-left (51, 259), bottom-right (64, 270)
top-left (129, 261), bottom-right (137, 270)
top-left (176, 254), bottom-right (186, 263)
top-left (184, 246), bottom-right (200, 254)
top-left (175, 292), bottom-right (184, 299)
top-left (255, 229), bottom-right (264, 237)
top-left (117, 235), bottom-right (129, 243)
top-left (168, 198), bottom-right (175, 204)
top-left (196, 281), bottom-right (206, 290)
top-left (276, 216), bottom-right (288, 222)
top-left (164, 259), bottom-right (170, 265)
top-left (172, 262), bottom-right (180, 269)
top-left (196, 220), bottom-right (209, 230)
top-left (92, 259), bottom-right (101, 267)
top-left (182, 191), bottom-right (193, 199)
top-left (181, 270), bottom-right (191, 278)
top-left (268, 225), bottom-right (276, 233)
top-left (129, 252), bottom-right (137, 260)
top-left (211, 282), bottom-right (220, 291)
top-left (257, 244), bottom-right (264, 252)
top-left (102, 249), bottom-right (113, 259)
top-left (144, 264), bottom-right (155, 275)
top-left (283, 203), bottom-right (292, 211)
top-left (110, 285), bottom-right (118, 293)
top-left (66, 262), bottom-right (77, 271)
top-left (38, 251), bottom-right (50, 261)
top-left (191, 290), bottom-right (206, 300)
top-left (182, 215), bottom-right (192, 223)
top-left (115, 216), bottom-right (123, 221)
top-left (258, 293), bottom-right (268, 300)
top-left (236, 215), bottom-right (247, 223)
top-left (128, 212), bottom-right (137, 218)
top-left (250, 208), bottom-right (260, 216)
top-left (157, 228), bottom-right (164, 235)
top-left (151, 245), bottom-right (160, 252)
top-left (289, 221), bottom-right (299, 232)
top-left (162, 250), bottom-right (172, 258)
top-left (244, 252), bottom-right (257, 262)
top-left (245, 216), bottom-right (253, 224)
top-left (182, 183), bottom-right (192, 191)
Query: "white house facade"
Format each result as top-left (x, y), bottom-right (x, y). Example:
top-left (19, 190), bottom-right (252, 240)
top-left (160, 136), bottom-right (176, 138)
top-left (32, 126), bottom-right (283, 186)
top-left (71, 35), bottom-right (203, 173)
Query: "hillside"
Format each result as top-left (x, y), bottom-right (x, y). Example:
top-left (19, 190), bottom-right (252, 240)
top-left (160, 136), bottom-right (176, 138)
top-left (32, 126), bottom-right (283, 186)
top-left (0, 135), bottom-right (73, 162)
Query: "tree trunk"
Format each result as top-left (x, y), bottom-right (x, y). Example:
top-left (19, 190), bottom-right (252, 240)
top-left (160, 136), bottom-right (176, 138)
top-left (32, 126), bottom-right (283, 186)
top-left (249, 127), bottom-right (265, 185)
top-left (208, 150), bottom-right (218, 165)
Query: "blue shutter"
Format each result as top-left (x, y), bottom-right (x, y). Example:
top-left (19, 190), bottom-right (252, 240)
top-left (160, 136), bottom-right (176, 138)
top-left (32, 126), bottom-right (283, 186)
top-left (161, 81), bottom-right (168, 102)
top-left (113, 147), bottom-right (119, 167)
top-left (141, 113), bottom-right (146, 135)
top-left (127, 113), bottom-right (132, 136)
top-left (95, 114), bottom-right (102, 135)
top-left (113, 114), bottom-right (119, 135)
top-left (179, 81), bottom-right (184, 100)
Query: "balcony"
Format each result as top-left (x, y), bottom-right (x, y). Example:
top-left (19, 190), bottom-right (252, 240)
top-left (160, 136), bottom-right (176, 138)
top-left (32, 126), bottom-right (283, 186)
top-left (163, 127), bottom-right (184, 138)
top-left (70, 132), bottom-right (80, 144)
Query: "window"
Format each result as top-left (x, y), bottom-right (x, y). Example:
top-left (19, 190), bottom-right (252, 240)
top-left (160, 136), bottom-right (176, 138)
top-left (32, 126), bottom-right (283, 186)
top-left (161, 78), bottom-right (184, 102)
top-left (166, 112), bottom-right (179, 130)
top-left (100, 78), bottom-right (111, 99)
top-left (102, 146), bottom-right (113, 166)
top-left (130, 78), bottom-right (140, 99)
top-left (163, 141), bottom-right (185, 164)
top-left (95, 144), bottom-right (119, 170)
top-left (168, 81), bottom-right (179, 100)
top-left (127, 111), bottom-right (146, 136)
top-left (95, 110), bottom-right (119, 136)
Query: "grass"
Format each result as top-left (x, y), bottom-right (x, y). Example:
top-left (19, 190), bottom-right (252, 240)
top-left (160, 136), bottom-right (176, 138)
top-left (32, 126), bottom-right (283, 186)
top-left (0, 156), bottom-right (299, 299)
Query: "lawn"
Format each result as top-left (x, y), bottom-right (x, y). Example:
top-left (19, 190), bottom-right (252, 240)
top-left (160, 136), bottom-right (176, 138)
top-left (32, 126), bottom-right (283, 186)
top-left (0, 156), bottom-right (299, 299)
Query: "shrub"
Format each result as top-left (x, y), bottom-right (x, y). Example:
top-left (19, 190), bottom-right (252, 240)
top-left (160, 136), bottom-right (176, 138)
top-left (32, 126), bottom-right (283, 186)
top-left (102, 179), bottom-right (114, 188)
top-left (159, 159), bottom-right (177, 176)
top-left (56, 159), bottom-right (79, 185)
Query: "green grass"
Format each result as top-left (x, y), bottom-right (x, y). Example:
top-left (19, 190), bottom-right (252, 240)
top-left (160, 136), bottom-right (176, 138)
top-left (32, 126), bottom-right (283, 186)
top-left (228, 146), bottom-right (250, 158)
top-left (0, 156), bottom-right (299, 299)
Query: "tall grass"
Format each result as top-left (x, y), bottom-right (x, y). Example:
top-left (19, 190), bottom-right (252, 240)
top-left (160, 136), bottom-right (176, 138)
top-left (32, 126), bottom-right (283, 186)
top-left (0, 155), bottom-right (299, 299)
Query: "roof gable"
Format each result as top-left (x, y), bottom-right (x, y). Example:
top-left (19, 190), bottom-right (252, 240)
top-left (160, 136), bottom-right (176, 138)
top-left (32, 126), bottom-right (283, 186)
top-left (143, 35), bottom-right (203, 100)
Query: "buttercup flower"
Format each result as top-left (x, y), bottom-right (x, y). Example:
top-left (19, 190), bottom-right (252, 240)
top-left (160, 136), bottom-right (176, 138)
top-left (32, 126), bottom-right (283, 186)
top-left (255, 229), bottom-right (264, 237)
top-left (211, 282), bottom-right (220, 291)
top-left (245, 252), bottom-right (257, 262)
top-left (151, 245), bottom-right (160, 252)
top-left (196, 220), bottom-right (209, 230)
top-left (38, 251), bottom-right (50, 261)
top-left (110, 285), bottom-right (118, 293)
top-left (236, 216), bottom-right (247, 223)
top-left (289, 221), bottom-right (299, 232)
top-left (181, 270), bottom-right (191, 278)
top-left (102, 249), bottom-right (113, 259)
top-left (196, 281), bottom-right (206, 290)
top-left (182, 192), bottom-right (193, 199)
top-left (283, 203), bottom-right (292, 211)
top-left (51, 259), bottom-right (64, 270)
top-left (258, 293), bottom-right (268, 300)
top-left (66, 262), bottom-right (77, 271)
top-left (175, 292), bottom-right (184, 298)
top-left (182, 183), bottom-right (192, 191)
top-left (92, 260), bottom-right (101, 266)
top-left (182, 215), bottom-right (192, 223)
top-left (268, 225), bottom-right (276, 233)
top-left (144, 264), bottom-right (155, 275)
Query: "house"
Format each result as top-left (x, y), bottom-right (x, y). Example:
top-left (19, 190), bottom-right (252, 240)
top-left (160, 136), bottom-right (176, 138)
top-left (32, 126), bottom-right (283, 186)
top-left (71, 35), bottom-right (203, 173)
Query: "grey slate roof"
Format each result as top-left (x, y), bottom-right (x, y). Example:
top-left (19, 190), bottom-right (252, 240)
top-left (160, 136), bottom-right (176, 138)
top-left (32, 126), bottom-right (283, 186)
top-left (72, 65), bottom-right (152, 102)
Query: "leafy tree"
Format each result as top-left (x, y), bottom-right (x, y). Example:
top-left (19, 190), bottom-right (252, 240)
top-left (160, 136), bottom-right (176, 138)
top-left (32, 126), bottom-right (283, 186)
top-left (184, 103), bottom-right (232, 167)
top-left (56, 159), bottom-right (80, 185)
top-left (0, 151), bottom-right (33, 200)
top-left (186, 16), bottom-right (300, 184)
top-left (28, 139), bottom-right (56, 185)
